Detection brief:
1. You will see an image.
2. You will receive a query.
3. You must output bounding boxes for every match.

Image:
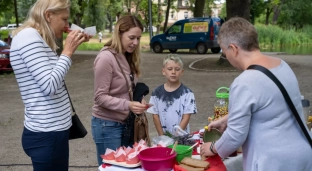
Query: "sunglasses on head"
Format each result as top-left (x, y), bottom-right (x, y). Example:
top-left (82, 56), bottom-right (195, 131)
top-left (129, 72), bottom-right (135, 91)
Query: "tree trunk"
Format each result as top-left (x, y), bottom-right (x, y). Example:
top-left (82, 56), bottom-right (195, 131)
top-left (193, 0), bottom-right (206, 17)
top-left (163, 0), bottom-right (171, 33)
top-left (272, 0), bottom-right (284, 24)
top-left (107, 12), bottom-right (113, 33)
top-left (265, 8), bottom-right (272, 25)
top-left (156, 0), bottom-right (161, 35)
top-left (134, 0), bottom-right (142, 16)
top-left (73, 0), bottom-right (84, 26)
top-left (217, 0), bottom-right (250, 65)
top-left (226, 0), bottom-right (250, 20)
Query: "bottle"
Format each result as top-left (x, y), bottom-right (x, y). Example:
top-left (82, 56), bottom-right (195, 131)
top-left (301, 95), bottom-right (310, 123)
top-left (213, 87), bottom-right (230, 121)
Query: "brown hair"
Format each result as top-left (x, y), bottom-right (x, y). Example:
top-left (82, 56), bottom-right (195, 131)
top-left (105, 15), bottom-right (144, 76)
top-left (13, 0), bottom-right (70, 51)
top-left (218, 17), bottom-right (260, 51)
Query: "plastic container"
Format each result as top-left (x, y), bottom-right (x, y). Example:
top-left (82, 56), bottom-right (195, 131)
top-left (203, 127), bottom-right (222, 142)
top-left (214, 87), bottom-right (230, 121)
top-left (301, 96), bottom-right (310, 123)
top-left (168, 144), bottom-right (192, 163)
top-left (138, 147), bottom-right (177, 171)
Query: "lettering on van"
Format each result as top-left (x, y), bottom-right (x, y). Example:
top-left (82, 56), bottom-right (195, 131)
top-left (184, 22), bottom-right (209, 33)
top-left (166, 36), bottom-right (177, 41)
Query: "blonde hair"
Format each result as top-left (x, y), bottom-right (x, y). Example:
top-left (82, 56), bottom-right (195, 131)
top-left (105, 15), bottom-right (144, 76)
top-left (13, 0), bottom-right (71, 51)
top-left (218, 17), bottom-right (260, 51)
top-left (163, 54), bottom-right (184, 68)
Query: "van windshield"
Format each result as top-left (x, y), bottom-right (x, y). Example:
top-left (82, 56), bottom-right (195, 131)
top-left (168, 24), bottom-right (182, 34)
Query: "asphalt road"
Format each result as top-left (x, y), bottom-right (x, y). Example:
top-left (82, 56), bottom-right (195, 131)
top-left (0, 51), bottom-right (311, 171)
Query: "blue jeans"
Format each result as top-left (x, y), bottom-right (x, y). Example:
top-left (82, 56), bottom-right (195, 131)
top-left (22, 127), bottom-right (69, 171)
top-left (91, 116), bottom-right (124, 165)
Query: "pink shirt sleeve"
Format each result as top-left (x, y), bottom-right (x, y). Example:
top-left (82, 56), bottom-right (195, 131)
top-left (93, 51), bottom-right (130, 111)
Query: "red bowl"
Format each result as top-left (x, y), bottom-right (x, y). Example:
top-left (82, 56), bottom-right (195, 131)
top-left (138, 147), bottom-right (177, 171)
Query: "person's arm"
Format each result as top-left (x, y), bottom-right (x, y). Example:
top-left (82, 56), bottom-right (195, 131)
top-left (153, 114), bottom-right (164, 136)
top-left (17, 29), bottom-right (71, 96)
top-left (93, 51), bottom-right (129, 111)
top-left (179, 114), bottom-right (191, 130)
top-left (181, 91), bottom-right (197, 130)
top-left (147, 94), bottom-right (163, 135)
top-left (215, 83), bottom-right (257, 158)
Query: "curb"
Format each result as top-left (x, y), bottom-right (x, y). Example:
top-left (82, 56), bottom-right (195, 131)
top-left (188, 57), bottom-right (238, 72)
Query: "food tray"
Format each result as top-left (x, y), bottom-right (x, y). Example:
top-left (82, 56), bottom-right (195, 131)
top-left (102, 159), bottom-right (141, 168)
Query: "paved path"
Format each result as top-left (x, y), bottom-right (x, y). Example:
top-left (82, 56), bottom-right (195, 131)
top-left (0, 51), bottom-right (311, 171)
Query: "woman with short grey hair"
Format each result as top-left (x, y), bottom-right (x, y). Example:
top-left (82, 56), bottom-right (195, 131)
top-left (200, 17), bottom-right (312, 171)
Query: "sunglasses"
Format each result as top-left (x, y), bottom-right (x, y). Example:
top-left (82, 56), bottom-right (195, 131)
top-left (219, 45), bottom-right (231, 59)
top-left (129, 72), bottom-right (136, 91)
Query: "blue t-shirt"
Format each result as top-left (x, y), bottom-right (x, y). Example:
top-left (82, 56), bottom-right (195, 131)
top-left (147, 84), bottom-right (197, 134)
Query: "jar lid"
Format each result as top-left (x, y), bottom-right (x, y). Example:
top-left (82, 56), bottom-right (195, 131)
top-left (216, 87), bottom-right (229, 98)
top-left (302, 99), bottom-right (310, 107)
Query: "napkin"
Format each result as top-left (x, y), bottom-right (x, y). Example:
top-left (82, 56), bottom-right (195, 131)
top-left (70, 23), bottom-right (96, 36)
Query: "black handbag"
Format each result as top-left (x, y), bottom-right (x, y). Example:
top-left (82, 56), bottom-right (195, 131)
top-left (64, 83), bottom-right (88, 140)
top-left (248, 65), bottom-right (312, 148)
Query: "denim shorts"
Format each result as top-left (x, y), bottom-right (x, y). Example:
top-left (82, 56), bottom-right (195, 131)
top-left (91, 116), bottom-right (124, 165)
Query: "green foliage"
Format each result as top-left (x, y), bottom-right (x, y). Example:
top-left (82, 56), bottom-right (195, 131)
top-left (278, 0), bottom-right (312, 30)
top-left (83, 0), bottom-right (106, 31)
top-left (255, 24), bottom-right (312, 46)
top-left (219, 2), bottom-right (226, 19)
top-left (77, 42), bottom-right (103, 51)
top-left (137, 0), bottom-right (159, 30)
top-left (0, 30), bottom-right (9, 38)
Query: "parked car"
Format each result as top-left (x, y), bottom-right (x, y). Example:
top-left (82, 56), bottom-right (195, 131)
top-left (1, 23), bottom-right (22, 31)
top-left (150, 17), bottom-right (222, 54)
top-left (0, 40), bottom-right (12, 72)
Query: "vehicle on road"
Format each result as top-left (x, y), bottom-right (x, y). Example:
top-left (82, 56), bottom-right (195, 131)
top-left (150, 17), bottom-right (223, 54)
top-left (0, 40), bottom-right (12, 72)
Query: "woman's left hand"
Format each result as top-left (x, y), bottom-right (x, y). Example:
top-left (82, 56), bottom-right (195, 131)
top-left (200, 142), bottom-right (216, 157)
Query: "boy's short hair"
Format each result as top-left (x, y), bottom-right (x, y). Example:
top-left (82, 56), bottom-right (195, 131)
top-left (163, 54), bottom-right (184, 68)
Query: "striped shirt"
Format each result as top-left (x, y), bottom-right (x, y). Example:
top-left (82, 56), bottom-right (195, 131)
top-left (10, 27), bottom-right (72, 132)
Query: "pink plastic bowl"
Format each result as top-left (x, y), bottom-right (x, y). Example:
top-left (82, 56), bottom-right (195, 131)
top-left (138, 147), bottom-right (177, 171)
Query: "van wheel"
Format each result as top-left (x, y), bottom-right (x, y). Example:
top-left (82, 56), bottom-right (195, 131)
top-left (169, 49), bottom-right (177, 53)
top-left (152, 43), bottom-right (163, 53)
top-left (196, 43), bottom-right (207, 54)
top-left (211, 47), bottom-right (221, 53)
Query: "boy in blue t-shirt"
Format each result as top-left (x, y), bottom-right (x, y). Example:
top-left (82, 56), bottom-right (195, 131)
top-left (147, 54), bottom-right (197, 136)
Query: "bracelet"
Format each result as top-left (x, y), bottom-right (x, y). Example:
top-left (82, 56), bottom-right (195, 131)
top-left (210, 141), bottom-right (217, 155)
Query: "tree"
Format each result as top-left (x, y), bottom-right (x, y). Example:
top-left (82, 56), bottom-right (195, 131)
top-left (70, 0), bottom-right (88, 26)
top-left (226, 0), bottom-right (250, 20)
top-left (278, 0), bottom-right (312, 30)
top-left (83, 0), bottom-right (106, 31)
top-left (105, 0), bottom-right (124, 33)
top-left (137, 0), bottom-right (158, 31)
top-left (193, 0), bottom-right (206, 17)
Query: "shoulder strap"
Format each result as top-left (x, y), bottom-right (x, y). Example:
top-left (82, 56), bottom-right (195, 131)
top-left (247, 64), bottom-right (312, 148)
top-left (111, 52), bottom-right (133, 101)
top-left (64, 82), bottom-right (76, 115)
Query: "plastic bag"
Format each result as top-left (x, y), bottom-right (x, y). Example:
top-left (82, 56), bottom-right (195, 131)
top-left (173, 125), bottom-right (188, 136)
top-left (152, 135), bottom-right (174, 146)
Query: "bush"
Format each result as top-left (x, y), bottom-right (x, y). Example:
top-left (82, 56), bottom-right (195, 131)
top-left (0, 30), bottom-right (9, 40)
top-left (255, 24), bottom-right (312, 46)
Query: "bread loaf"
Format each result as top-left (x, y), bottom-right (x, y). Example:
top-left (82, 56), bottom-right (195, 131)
top-left (179, 164), bottom-right (205, 171)
top-left (181, 157), bottom-right (210, 169)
